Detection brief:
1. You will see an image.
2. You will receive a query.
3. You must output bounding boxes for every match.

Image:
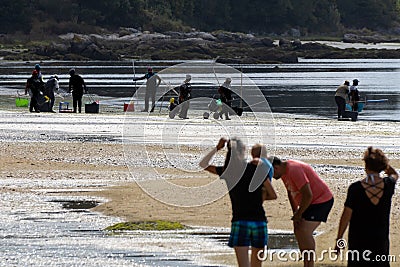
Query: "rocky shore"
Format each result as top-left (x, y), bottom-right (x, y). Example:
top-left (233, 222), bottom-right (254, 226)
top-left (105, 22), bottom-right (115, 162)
top-left (2, 29), bottom-right (400, 63)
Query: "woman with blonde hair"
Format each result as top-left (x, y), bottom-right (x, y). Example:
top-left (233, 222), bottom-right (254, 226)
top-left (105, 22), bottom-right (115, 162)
top-left (200, 137), bottom-right (276, 267)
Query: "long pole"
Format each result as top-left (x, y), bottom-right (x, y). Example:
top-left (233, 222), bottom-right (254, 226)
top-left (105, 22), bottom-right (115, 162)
top-left (240, 66), bottom-right (243, 108)
top-left (212, 56), bottom-right (220, 86)
top-left (132, 59), bottom-right (136, 88)
top-left (132, 59), bottom-right (138, 107)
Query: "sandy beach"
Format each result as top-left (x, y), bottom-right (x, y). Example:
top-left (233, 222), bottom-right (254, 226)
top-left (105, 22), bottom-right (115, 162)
top-left (1, 110), bottom-right (399, 266)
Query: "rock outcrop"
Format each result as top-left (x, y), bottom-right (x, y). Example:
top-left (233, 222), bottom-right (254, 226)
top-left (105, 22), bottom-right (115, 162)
top-left (2, 30), bottom-right (400, 63)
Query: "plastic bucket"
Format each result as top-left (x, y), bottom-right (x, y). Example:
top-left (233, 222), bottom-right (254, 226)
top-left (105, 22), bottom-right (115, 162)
top-left (357, 103), bottom-right (364, 112)
top-left (85, 102), bottom-right (99, 113)
top-left (15, 98), bottom-right (29, 107)
top-left (124, 103), bottom-right (134, 112)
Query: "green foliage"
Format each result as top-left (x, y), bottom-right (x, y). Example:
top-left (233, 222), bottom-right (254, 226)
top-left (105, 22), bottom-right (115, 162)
top-left (337, 0), bottom-right (399, 29)
top-left (104, 220), bottom-right (187, 231)
top-left (0, 0), bottom-right (399, 35)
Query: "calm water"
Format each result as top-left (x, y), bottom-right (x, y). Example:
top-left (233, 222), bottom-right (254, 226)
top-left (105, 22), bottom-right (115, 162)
top-left (0, 58), bottom-right (399, 121)
top-left (0, 58), bottom-right (399, 266)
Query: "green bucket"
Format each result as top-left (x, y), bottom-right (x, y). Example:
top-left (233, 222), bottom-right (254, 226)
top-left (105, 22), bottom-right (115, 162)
top-left (15, 97), bottom-right (29, 107)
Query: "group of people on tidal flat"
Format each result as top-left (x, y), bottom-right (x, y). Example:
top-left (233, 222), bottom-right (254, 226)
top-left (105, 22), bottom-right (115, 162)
top-left (24, 65), bottom-right (234, 119)
top-left (134, 67), bottom-right (233, 120)
top-left (25, 64), bottom-right (87, 113)
top-left (200, 138), bottom-right (398, 267)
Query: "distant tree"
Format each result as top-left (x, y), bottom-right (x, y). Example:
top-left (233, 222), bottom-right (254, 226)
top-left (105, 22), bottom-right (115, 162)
top-left (337, 0), bottom-right (398, 29)
top-left (0, 0), bottom-right (399, 35)
top-left (0, 0), bottom-right (31, 34)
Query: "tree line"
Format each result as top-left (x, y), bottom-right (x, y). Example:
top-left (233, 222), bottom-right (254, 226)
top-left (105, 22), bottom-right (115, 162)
top-left (1, 0), bottom-right (399, 36)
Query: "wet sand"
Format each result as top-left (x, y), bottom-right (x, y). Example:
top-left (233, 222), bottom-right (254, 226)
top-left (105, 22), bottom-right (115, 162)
top-left (1, 110), bottom-right (399, 266)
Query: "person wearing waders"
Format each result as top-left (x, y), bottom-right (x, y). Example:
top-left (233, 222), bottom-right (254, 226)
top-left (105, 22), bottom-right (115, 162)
top-left (133, 67), bottom-right (161, 112)
top-left (44, 74), bottom-right (59, 112)
top-left (25, 70), bottom-right (44, 113)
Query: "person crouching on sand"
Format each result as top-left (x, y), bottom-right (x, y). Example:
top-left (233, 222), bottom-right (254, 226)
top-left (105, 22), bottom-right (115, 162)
top-left (200, 137), bottom-right (276, 267)
top-left (270, 156), bottom-right (334, 267)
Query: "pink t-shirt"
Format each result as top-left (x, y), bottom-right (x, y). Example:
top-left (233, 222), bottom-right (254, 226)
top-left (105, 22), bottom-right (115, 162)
top-left (281, 160), bottom-right (333, 206)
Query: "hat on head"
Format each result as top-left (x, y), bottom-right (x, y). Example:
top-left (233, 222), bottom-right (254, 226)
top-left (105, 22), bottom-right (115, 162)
top-left (34, 64), bottom-right (41, 70)
top-left (353, 79), bottom-right (359, 85)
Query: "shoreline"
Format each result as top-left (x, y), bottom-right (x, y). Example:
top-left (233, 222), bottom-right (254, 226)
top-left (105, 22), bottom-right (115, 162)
top-left (1, 110), bottom-right (399, 266)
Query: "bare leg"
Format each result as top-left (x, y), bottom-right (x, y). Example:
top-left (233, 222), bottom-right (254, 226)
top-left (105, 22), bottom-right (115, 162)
top-left (293, 220), bottom-right (321, 267)
top-left (250, 247), bottom-right (263, 267)
top-left (234, 246), bottom-right (250, 267)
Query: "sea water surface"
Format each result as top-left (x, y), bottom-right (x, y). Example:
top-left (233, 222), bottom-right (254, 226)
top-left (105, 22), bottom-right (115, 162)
top-left (0, 58), bottom-right (399, 266)
top-left (0, 58), bottom-right (399, 121)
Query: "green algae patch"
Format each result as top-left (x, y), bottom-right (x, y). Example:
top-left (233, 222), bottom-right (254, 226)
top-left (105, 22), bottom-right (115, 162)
top-left (105, 220), bottom-right (187, 231)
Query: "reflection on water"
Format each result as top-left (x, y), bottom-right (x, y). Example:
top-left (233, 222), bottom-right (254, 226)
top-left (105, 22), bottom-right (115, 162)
top-left (0, 186), bottom-right (297, 266)
top-left (191, 231), bottom-right (297, 250)
top-left (0, 189), bottom-right (222, 266)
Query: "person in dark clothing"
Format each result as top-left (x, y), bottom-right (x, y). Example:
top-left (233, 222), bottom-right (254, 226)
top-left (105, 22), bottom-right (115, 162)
top-left (178, 74), bottom-right (192, 119)
top-left (349, 79), bottom-right (360, 112)
top-left (218, 78), bottom-right (233, 120)
top-left (133, 67), bottom-right (161, 112)
top-left (335, 80), bottom-right (350, 119)
top-left (200, 137), bottom-right (277, 267)
top-left (68, 68), bottom-right (87, 113)
top-left (44, 74), bottom-right (59, 112)
top-left (336, 147), bottom-right (398, 267)
top-left (25, 70), bottom-right (44, 113)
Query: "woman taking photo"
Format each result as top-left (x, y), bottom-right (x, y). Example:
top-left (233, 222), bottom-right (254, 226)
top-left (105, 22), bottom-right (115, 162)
top-left (200, 137), bottom-right (276, 267)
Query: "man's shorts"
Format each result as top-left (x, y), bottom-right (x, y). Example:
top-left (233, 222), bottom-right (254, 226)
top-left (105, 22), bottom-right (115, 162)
top-left (302, 198), bottom-right (334, 222)
top-left (228, 220), bottom-right (268, 248)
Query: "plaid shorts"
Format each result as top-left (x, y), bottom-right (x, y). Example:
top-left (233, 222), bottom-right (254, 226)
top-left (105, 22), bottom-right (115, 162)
top-left (228, 221), bottom-right (268, 248)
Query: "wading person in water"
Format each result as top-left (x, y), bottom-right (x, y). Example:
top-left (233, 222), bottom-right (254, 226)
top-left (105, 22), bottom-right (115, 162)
top-left (270, 157), bottom-right (334, 267)
top-left (200, 137), bottom-right (277, 267)
top-left (335, 80), bottom-right (350, 120)
top-left (336, 147), bottom-right (398, 267)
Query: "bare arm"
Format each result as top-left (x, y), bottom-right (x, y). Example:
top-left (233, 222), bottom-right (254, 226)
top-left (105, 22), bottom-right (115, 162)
top-left (292, 183), bottom-right (313, 221)
top-left (199, 147), bottom-right (218, 175)
top-left (25, 81), bottom-right (29, 95)
top-left (133, 75), bottom-right (146, 81)
top-left (262, 179), bottom-right (277, 201)
top-left (386, 165), bottom-right (398, 182)
top-left (82, 78), bottom-right (87, 93)
top-left (335, 207), bottom-right (352, 251)
top-left (199, 138), bottom-right (227, 175)
top-left (287, 190), bottom-right (297, 213)
top-left (337, 207), bottom-right (352, 240)
top-left (156, 75), bottom-right (162, 87)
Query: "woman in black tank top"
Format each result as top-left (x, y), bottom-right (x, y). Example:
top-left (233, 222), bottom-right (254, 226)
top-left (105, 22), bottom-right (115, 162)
top-left (336, 147), bottom-right (398, 267)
